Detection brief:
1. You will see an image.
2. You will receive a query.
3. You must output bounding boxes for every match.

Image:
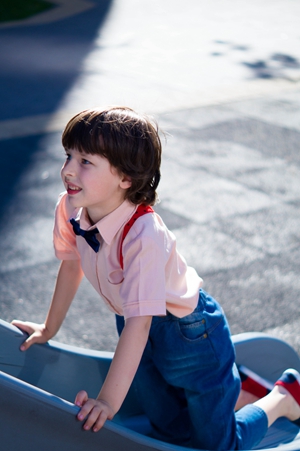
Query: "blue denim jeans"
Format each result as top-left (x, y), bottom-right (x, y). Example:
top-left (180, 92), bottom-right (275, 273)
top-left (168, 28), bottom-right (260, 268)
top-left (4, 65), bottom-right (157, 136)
top-left (116, 290), bottom-right (268, 450)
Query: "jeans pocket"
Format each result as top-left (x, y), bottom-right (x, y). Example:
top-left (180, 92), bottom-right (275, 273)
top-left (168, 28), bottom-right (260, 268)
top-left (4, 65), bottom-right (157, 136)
top-left (177, 317), bottom-right (207, 341)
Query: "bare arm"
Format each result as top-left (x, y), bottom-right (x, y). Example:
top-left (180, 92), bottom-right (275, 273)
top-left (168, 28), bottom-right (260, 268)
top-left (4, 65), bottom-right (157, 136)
top-left (75, 315), bottom-right (152, 432)
top-left (12, 259), bottom-right (83, 350)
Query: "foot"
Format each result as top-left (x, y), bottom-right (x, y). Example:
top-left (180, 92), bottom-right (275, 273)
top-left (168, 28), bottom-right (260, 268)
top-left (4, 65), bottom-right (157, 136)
top-left (274, 369), bottom-right (300, 424)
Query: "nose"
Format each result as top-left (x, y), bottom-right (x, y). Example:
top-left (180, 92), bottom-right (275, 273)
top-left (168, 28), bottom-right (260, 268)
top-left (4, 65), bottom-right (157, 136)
top-left (61, 157), bottom-right (76, 178)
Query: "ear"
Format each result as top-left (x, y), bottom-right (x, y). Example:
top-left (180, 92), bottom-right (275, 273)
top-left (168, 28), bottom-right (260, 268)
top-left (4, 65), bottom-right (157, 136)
top-left (120, 174), bottom-right (132, 189)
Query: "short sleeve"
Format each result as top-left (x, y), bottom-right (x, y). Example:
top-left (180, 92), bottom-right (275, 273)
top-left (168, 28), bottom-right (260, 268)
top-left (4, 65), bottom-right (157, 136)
top-left (53, 192), bottom-right (80, 260)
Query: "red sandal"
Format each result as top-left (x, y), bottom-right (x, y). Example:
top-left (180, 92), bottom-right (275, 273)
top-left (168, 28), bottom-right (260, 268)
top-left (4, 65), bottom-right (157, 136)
top-left (275, 369), bottom-right (300, 405)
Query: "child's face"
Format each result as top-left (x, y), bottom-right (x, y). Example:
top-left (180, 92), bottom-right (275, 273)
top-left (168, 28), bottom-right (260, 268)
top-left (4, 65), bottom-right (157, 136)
top-left (61, 148), bottom-right (131, 223)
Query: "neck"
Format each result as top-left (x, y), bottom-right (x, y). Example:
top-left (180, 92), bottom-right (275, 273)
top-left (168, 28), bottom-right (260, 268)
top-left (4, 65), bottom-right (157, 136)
top-left (87, 198), bottom-right (125, 224)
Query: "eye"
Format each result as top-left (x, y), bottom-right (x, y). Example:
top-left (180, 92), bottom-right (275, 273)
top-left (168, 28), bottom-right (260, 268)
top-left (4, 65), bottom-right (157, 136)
top-left (81, 158), bottom-right (91, 165)
top-left (64, 152), bottom-right (71, 161)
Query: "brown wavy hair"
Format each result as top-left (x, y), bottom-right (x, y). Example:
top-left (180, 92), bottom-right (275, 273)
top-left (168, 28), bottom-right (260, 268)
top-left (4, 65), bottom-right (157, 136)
top-left (62, 107), bottom-right (161, 206)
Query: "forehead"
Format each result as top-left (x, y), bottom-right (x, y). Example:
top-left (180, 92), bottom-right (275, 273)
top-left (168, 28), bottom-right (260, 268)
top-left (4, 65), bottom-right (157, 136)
top-left (66, 148), bottom-right (105, 160)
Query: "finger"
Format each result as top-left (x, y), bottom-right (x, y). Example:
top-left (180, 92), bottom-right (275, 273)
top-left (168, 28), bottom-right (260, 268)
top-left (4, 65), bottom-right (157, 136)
top-left (11, 320), bottom-right (32, 334)
top-left (78, 399), bottom-right (103, 424)
top-left (77, 399), bottom-right (95, 421)
top-left (83, 406), bottom-right (107, 431)
top-left (75, 390), bottom-right (89, 409)
top-left (92, 410), bottom-right (109, 432)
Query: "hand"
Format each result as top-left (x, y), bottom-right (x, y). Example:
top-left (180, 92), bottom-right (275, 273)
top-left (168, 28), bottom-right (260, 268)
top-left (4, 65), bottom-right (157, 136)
top-left (11, 320), bottom-right (52, 351)
top-left (75, 390), bottom-right (115, 432)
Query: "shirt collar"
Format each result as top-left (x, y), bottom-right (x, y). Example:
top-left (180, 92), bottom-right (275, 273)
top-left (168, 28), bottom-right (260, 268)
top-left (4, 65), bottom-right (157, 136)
top-left (73, 200), bottom-right (137, 245)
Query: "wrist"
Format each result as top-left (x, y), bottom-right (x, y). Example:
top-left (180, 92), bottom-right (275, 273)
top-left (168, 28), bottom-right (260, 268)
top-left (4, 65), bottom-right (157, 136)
top-left (43, 322), bottom-right (57, 339)
top-left (96, 397), bottom-right (115, 419)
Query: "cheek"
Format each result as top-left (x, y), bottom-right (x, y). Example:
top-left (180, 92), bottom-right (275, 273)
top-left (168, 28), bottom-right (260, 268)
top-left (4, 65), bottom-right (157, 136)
top-left (85, 177), bottom-right (105, 196)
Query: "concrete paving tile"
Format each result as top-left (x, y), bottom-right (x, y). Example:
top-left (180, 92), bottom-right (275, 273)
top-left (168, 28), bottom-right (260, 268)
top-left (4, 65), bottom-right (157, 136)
top-left (234, 165), bottom-right (300, 202)
top-left (192, 118), bottom-right (300, 164)
top-left (211, 203), bottom-right (300, 256)
top-left (163, 138), bottom-right (275, 175)
top-left (159, 107), bottom-right (244, 133)
top-left (0, 217), bottom-right (55, 272)
top-left (229, 92), bottom-right (300, 132)
top-left (159, 155), bottom-right (276, 224)
top-left (203, 254), bottom-right (300, 335)
top-left (171, 222), bottom-right (264, 274)
top-left (266, 320), bottom-right (300, 357)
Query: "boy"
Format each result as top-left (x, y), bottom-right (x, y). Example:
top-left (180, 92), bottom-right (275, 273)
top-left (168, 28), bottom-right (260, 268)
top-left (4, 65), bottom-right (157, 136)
top-left (13, 107), bottom-right (300, 450)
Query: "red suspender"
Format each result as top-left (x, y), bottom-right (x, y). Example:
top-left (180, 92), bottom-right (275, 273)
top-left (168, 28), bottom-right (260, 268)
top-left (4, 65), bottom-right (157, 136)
top-left (119, 204), bottom-right (154, 269)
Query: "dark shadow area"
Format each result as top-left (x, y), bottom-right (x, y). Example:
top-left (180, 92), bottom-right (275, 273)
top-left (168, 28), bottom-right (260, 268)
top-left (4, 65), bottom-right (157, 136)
top-left (211, 40), bottom-right (300, 80)
top-left (211, 40), bottom-right (250, 57)
top-left (0, 2), bottom-right (116, 326)
top-left (243, 53), bottom-right (300, 80)
top-left (0, 0), bottom-right (56, 23)
top-left (0, 0), bottom-right (113, 217)
top-left (0, 1), bottom-right (112, 120)
top-left (243, 60), bottom-right (273, 79)
top-left (0, 135), bottom-right (44, 191)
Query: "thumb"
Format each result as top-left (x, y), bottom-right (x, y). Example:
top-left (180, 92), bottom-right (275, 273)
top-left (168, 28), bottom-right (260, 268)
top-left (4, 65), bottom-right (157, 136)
top-left (20, 334), bottom-right (38, 351)
top-left (75, 390), bottom-right (89, 408)
top-left (11, 320), bottom-right (34, 351)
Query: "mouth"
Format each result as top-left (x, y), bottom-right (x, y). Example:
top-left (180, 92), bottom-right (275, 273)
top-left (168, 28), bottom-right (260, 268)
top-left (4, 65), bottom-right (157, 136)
top-left (66, 182), bottom-right (82, 195)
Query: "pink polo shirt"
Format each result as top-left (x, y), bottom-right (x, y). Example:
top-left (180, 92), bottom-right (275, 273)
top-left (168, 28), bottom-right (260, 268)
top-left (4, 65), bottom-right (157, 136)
top-left (53, 192), bottom-right (203, 319)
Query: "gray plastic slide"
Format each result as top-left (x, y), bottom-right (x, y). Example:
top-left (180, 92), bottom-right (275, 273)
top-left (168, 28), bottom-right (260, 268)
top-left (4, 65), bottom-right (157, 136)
top-left (1, 318), bottom-right (300, 451)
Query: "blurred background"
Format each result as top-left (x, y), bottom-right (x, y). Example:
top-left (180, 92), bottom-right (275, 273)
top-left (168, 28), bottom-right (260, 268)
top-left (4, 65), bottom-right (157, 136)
top-left (0, 0), bottom-right (300, 353)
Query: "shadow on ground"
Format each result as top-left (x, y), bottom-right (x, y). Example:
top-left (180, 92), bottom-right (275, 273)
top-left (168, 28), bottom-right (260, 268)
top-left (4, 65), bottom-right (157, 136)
top-left (0, 0), bottom-right (113, 218)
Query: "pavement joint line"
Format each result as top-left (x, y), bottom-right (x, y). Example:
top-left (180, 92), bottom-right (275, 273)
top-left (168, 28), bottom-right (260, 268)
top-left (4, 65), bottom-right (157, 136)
top-left (0, 0), bottom-right (95, 29)
top-left (153, 79), bottom-right (300, 116)
top-left (1, 79), bottom-right (299, 141)
top-left (0, 110), bottom-right (76, 140)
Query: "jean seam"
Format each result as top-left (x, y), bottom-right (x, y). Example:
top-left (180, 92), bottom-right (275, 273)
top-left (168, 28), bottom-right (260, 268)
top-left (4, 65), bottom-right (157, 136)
top-left (206, 315), bottom-right (224, 335)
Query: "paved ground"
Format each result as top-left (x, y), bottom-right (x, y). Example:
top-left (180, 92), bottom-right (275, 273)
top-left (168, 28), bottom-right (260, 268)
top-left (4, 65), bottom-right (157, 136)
top-left (0, 0), bottom-right (299, 353)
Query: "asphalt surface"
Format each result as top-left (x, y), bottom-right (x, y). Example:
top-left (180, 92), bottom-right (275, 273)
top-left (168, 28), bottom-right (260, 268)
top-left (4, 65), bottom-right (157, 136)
top-left (0, 0), bottom-right (299, 353)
